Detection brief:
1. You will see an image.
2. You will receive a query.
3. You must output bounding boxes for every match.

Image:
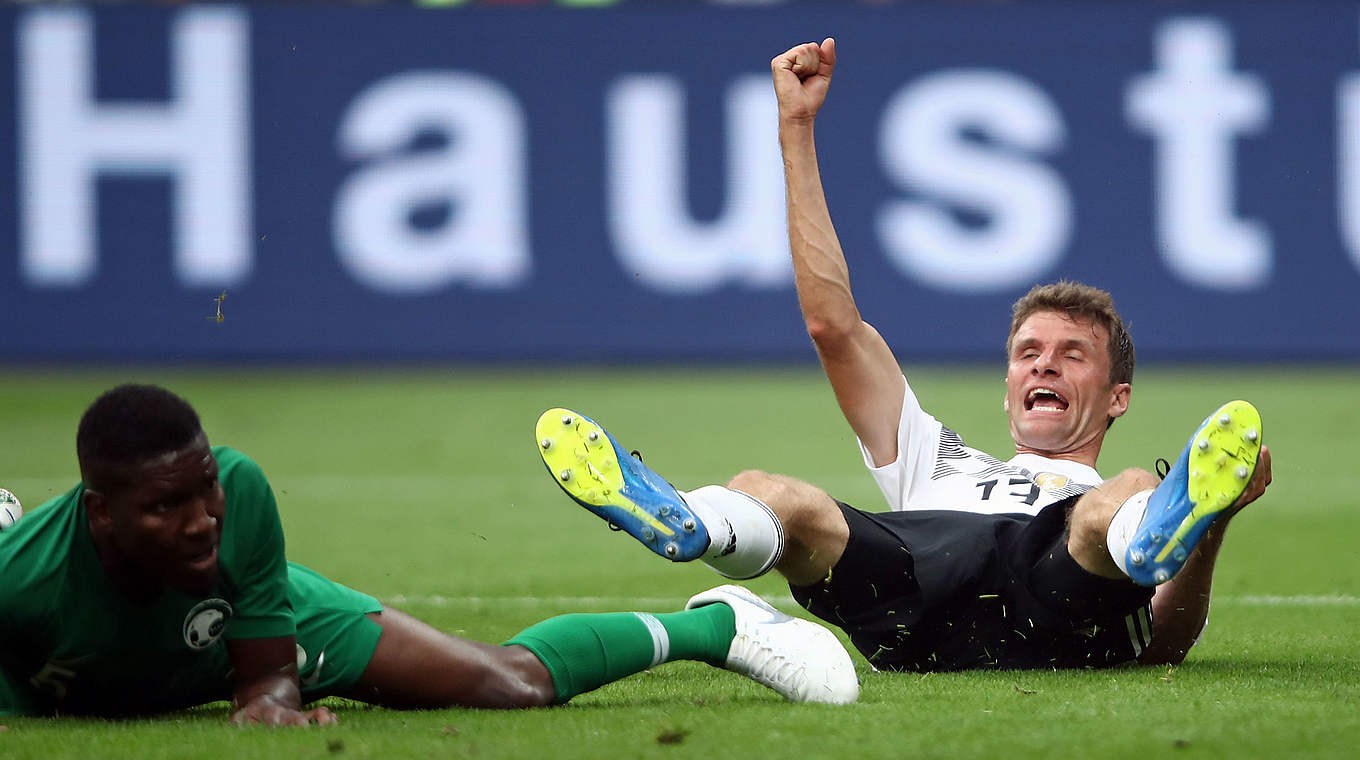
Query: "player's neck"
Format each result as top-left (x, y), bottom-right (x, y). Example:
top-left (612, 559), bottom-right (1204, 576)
top-left (1013, 438), bottom-right (1103, 469)
top-left (88, 529), bottom-right (165, 603)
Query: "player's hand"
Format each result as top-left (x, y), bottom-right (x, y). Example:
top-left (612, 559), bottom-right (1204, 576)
top-left (231, 695), bottom-right (338, 727)
top-left (1229, 444), bottom-right (1272, 515)
top-left (771, 37), bottom-right (836, 123)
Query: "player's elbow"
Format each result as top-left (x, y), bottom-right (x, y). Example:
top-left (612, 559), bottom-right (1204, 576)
top-left (1138, 627), bottom-right (1198, 666)
top-left (1138, 643), bottom-right (1190, 666)
top-left (805, 314), bottom-right (860, 353)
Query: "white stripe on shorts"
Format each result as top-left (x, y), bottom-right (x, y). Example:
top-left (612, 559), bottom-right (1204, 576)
top-left (634, 612), bottom-right (670, 667)
top-left (1125, 611), bottom-right (1145, 656)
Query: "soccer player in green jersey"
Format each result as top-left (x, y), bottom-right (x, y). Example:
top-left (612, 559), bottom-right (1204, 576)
top-left (0, 385), bottom-right (858, 723)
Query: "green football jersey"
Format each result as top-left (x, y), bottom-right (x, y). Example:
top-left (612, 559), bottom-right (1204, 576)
top-left (0, 447), bottom-right (295, 716)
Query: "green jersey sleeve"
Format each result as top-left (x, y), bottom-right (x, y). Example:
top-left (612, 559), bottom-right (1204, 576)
top-left (214, 447), bottom-right (295, 641)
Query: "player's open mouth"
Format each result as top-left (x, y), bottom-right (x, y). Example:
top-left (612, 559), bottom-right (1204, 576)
top-left (187, 545), bottom-right (218, 572)
top-left (1025, 387), bottom-right (1069, 412)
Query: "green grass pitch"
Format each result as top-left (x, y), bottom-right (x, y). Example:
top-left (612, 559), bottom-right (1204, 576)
top-left (0, 365), bottom-right (1356, 759)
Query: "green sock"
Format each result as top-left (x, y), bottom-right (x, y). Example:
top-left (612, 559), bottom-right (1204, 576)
top-left (504, 602), bottom-right (737, 703)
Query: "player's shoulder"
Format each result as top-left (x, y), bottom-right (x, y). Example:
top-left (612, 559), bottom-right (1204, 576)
top-left (212, 446), bottom-right (270, 488)
top-left (211, 446), bottom-right (283, 530)
top-left (212, 445), bottom-right (260, 473)
top-left (0, 485), bottom-right (84, 605)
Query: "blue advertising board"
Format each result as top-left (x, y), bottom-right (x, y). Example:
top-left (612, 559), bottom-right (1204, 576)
top-left (2, 2), bottom-right (1359, 361)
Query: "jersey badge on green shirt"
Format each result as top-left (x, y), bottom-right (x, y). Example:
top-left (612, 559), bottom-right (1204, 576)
top-left (183, 599), bottom-right (233, 650)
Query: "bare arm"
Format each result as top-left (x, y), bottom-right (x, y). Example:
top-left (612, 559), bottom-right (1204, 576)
top-left (1140, 446), bottom-right (1272, 664)
top-left (227, 635), bottom-right (337, 726)
top-left (773, 38), bottom-right (905, 466)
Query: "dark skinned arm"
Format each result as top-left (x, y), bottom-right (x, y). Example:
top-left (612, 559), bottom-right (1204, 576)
top-left (227, 635), bottom-right (337, 726)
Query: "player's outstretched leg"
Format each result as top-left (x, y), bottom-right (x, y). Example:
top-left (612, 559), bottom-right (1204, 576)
top-left (536, 408), bottom-right (709, 561)
top-left (1125, 400), bottom-right (1263, 586)
top-left (354, 586), bottom-right (858, 708)
top-left (687, 585), bottom-right (859, 705)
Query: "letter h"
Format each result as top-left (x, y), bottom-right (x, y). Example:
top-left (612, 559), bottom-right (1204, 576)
top-left (18, 7), bottom-right (251, 288)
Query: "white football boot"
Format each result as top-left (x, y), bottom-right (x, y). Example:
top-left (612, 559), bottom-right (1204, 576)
top-left (687, 584), bottom-right (859, 705)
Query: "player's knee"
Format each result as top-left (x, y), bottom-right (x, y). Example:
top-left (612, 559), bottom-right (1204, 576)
top-left (728, 472), bottom-right (838, 545)
top-left (1111, 467), bottom-right (1161, 494)
top-left (727, 470), bottom-right (800, 523)
top-left (727, 469), bottom-right (776, 498)
top-left (472, 646), bottom-right (555, 708)
top-left (727, 470), bottom-right (821, 510)
top-left (728, 470), bottom-right (809, 524)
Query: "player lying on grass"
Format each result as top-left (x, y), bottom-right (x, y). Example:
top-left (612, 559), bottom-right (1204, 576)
top-left (0, 385), bottom-right (858, 723)
top-left (534, 38), bottom-right (1274, 672)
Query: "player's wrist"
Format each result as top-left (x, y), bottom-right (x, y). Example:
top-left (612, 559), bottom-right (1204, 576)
top-left (778, 113), bottom-right (817, 132)
top-left (234, 680), bottom-right (301, 711)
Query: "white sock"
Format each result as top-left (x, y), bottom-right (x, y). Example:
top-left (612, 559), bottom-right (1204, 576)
top-left (1106, 489), bottom-right (1153, 577)
top-left (681, 485), bottom-right (784, 580)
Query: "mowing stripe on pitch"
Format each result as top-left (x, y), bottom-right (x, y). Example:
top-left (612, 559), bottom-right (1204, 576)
top-left (383, 593), bottom-right (1360, 608)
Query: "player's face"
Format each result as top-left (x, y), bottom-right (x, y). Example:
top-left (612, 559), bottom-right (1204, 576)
top-left (94, 435), bottom-right (225, 595)
top-left (1003, 311), bottom-right (1130, 460)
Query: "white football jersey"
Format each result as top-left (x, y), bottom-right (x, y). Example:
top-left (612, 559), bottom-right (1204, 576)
top-left (858, 377), bottom-right (1102, 515)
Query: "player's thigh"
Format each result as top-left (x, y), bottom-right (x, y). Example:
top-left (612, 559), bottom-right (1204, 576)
top-left (288, 564), bottom-right (552, 709)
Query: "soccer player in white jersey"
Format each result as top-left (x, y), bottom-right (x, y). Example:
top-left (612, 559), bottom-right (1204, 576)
top-left (537, 38), bottom-right (1273, 671)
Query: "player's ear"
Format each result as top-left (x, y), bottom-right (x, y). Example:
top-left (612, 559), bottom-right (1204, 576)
top-left (83, 489), bottom-right (111, 529)
top-left (1107, 382), bottom-right (1131, 420)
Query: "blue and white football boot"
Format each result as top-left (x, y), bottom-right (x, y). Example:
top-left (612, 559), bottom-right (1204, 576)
top-left (1125, 400), bottom-right (1263, 587)
top-left (536, 408), bottom-right (710, 561)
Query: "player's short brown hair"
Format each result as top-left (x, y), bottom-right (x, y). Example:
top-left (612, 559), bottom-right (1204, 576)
top-left (1006, 281), bottom-right (1135, 386)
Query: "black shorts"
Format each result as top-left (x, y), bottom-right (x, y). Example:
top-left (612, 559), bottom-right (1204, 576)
top-left (790, 497), bottom-right (1155, 671)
